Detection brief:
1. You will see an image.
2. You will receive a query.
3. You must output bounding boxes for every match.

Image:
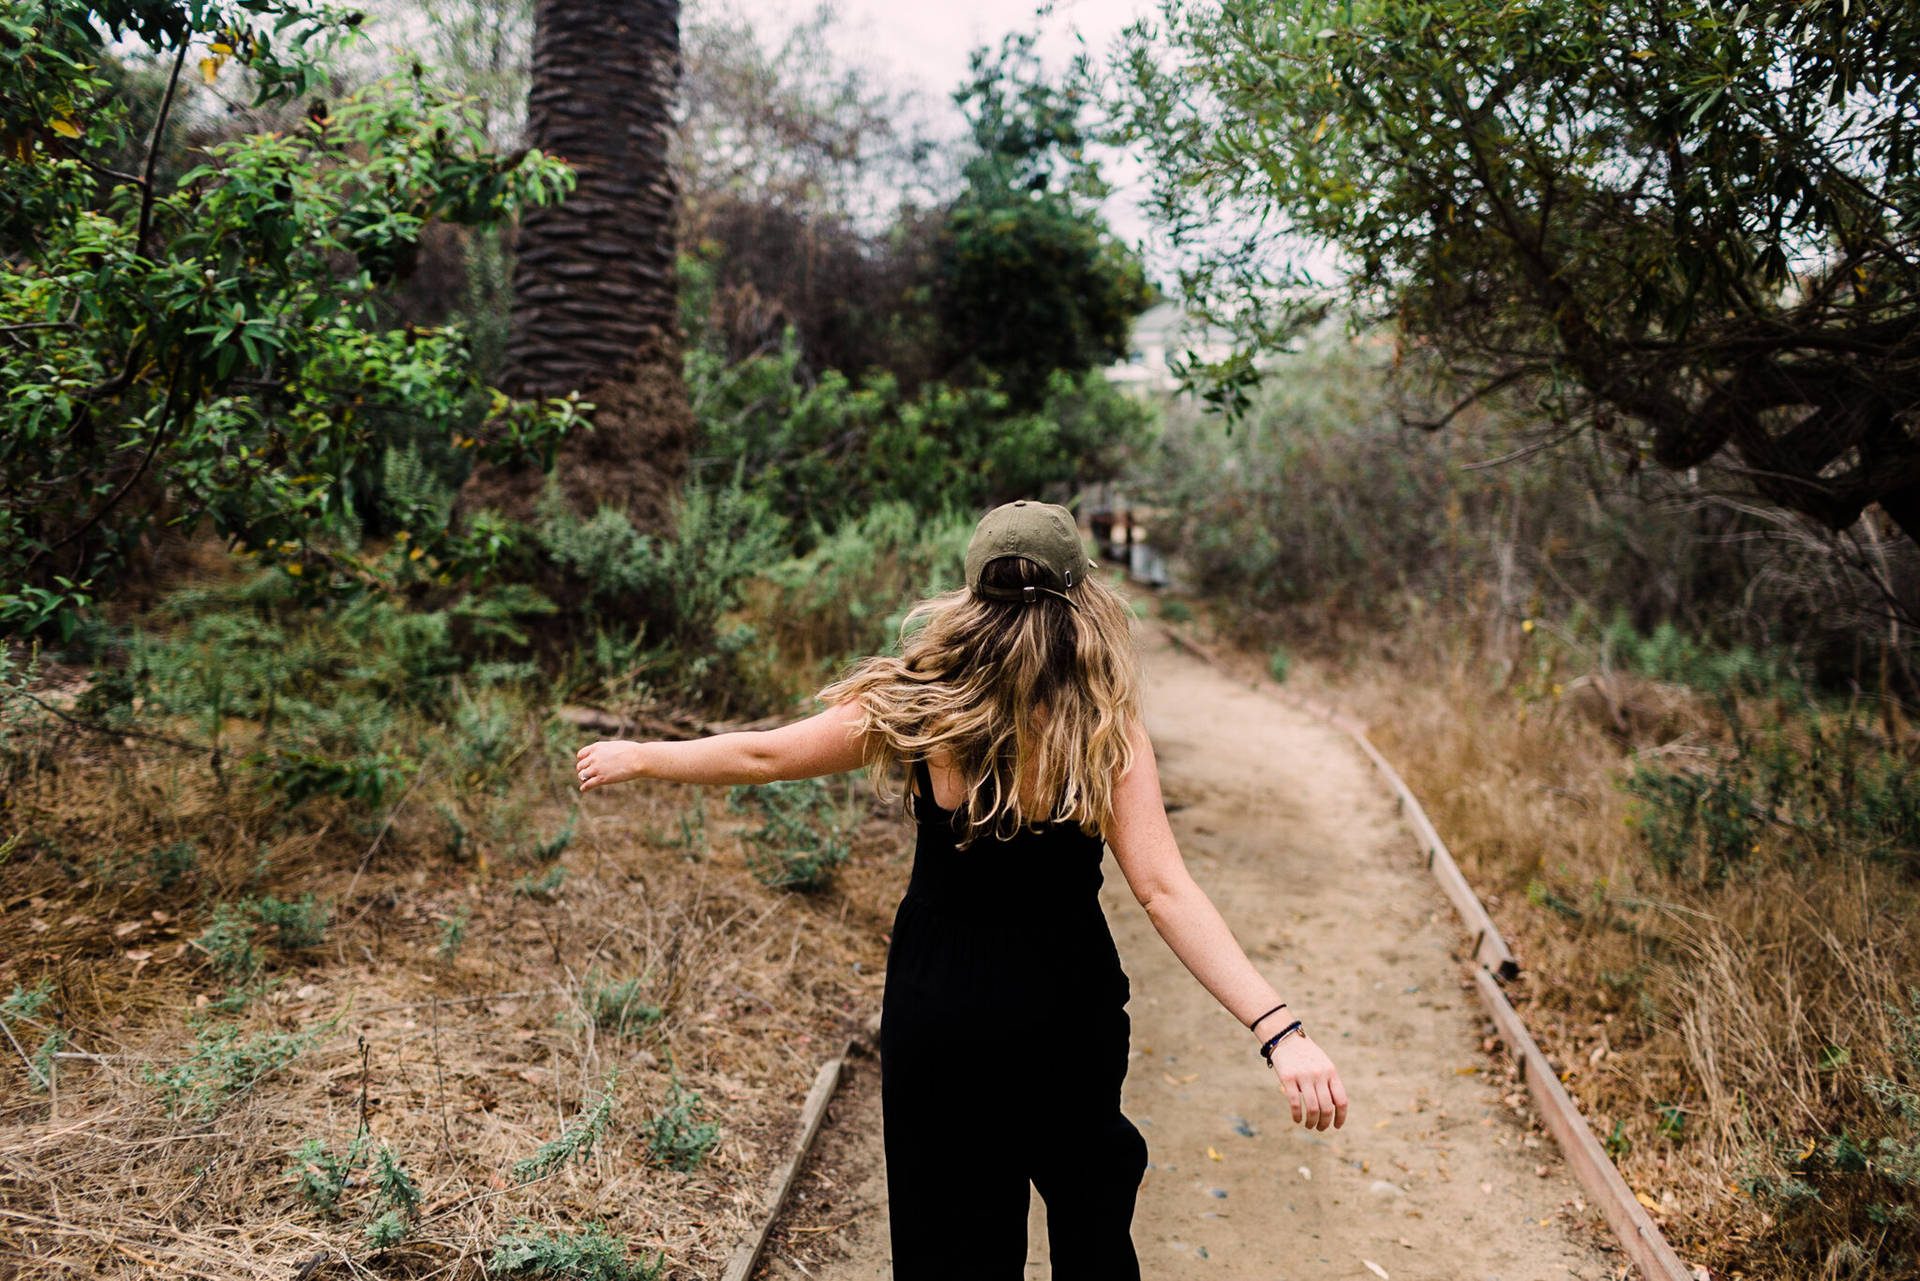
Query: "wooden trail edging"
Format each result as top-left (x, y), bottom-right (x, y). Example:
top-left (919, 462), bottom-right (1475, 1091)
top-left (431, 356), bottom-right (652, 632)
top-left (721, 1035), bottom-right (859, 1281)
top-left (1474, 971), bottom-right (1694, 1281)
top-left (1160, 625), bottom-right (1699, 1281)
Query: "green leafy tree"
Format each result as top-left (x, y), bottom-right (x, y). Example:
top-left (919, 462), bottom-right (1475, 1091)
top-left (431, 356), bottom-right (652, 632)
top-left (934, 33), bottom-right (1154, 411)
top-left (0, 1), bottom-right (581, 640)
top-left (1118, 1), bottom-right (1920, 546)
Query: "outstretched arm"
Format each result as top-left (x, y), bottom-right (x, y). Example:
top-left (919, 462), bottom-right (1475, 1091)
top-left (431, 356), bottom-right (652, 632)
top-left (1107, 716), bottom-right (1349, 1130)
top-left (575, 700), bottom-right (870, 792)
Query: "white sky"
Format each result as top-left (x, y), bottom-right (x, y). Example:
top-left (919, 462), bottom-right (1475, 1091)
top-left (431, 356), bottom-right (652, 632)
top-left (724, 0), bottom-right (1166, 271)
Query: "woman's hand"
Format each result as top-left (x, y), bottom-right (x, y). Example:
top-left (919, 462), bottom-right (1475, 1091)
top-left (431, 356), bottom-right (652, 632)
top-left (575, 740), bottom-right (650, 792)
top-left (1269, 1033), bottom-right (1349, 1131)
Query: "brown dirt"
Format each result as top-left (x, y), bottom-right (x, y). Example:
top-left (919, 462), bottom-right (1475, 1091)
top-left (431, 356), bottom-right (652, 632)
top-left (753, 629), bottom-right (1633, 1281)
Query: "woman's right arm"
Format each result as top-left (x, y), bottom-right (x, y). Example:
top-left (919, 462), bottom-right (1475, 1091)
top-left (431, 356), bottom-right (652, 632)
top-left (576, 699), bottom-right (871, 792)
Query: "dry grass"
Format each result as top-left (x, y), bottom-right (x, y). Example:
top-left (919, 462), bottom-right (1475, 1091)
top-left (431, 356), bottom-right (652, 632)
top-left (0, 704), bottom-right (912, 1279)
top-left (1190, 605), bottom-right (1920, 1279)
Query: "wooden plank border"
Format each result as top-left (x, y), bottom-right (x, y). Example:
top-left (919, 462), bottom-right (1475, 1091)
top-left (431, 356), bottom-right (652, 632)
top-left (721, 1036), bottom-right (858, 1281)
top-left (1158, 624), bottom-right (1701, 1281)
top-left (1474, 971), bottom-right (1695, 1281)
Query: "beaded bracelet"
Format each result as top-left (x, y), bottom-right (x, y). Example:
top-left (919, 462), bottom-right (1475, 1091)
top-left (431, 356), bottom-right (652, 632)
top-left (1247, 1001), bottom-right (1289, 1032)
top-left (1258, 1020), bottom-right (1304, 1066)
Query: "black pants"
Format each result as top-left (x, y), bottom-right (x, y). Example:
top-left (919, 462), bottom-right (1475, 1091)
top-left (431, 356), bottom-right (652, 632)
top-left (879, 893), bottom-right (1150, 1279)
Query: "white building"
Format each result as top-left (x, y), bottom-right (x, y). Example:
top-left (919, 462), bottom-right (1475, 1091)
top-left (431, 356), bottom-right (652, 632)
top-left (1103, 301), bottom-right (1239, 394)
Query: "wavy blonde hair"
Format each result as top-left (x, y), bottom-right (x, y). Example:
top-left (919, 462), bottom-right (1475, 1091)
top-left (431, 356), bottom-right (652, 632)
top-left (818, 555), bottom-right (1141, 846)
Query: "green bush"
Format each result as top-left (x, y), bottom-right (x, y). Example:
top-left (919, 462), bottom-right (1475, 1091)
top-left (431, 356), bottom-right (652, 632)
top-left (755, 502), bottom-right (971, 666)
top-left (146, 1016), bottom-right (336, 1118)
top-left (582, 976), bottom-right (663, 1040)
top-left (490, 1222), bottom-right (665, 1281)
top-left (727, 778), bottom-right (855, 891)
top-left (1625, 706), bottom-right (1920, 886)
top-left (0, 2), bottom-right (581, 641)
top-left (1739, 988), bottom-right (1920, 1278)
top-left (641, 1075), bottom-right (719, 1173)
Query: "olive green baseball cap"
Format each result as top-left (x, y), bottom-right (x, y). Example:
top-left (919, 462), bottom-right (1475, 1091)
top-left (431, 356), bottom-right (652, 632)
top-left (965, 500), bottom-right (1095, 604)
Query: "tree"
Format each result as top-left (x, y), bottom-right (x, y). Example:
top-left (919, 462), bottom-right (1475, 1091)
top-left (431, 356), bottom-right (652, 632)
top-left (934, 33), bottom-right (1154, 411)
top-left (1118, 1), bottom-right (1920, 546)
top-left (458, 0), bottom-right (695, 534)
top-left (0, 1), bottom-right (579, 640)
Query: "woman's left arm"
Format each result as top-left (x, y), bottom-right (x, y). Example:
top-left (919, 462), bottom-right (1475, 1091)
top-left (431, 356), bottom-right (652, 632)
top-left (575, 700), bottom-right (871, 792)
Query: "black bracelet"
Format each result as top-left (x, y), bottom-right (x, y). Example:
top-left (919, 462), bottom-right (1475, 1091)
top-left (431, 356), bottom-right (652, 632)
top-left (1247, 1001), bottom-right (1288, 1032)
top-left (1259, 1020), bottom-right (1304, 1066)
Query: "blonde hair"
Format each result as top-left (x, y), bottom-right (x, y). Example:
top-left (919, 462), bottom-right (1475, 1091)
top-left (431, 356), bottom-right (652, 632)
top-left (818, 556), bottom-right (1141, 846)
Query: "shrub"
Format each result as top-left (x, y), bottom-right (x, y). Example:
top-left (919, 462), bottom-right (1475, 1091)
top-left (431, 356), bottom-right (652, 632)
top-left (1739, 987), bottom-right (1920, 1278)
top-left (641, 1075), bottom-right (719, 1173)
top-left (727, 778), bottom-right (855, 891)
top-left (490, 1222), bottom-right (665, 1281)
top-left (146, 1016), bottom-right (336, 1118)
top-left (582, 976), bottom-right (663, 1040)
top-left (512, 1080), bottom-right (618, 1184)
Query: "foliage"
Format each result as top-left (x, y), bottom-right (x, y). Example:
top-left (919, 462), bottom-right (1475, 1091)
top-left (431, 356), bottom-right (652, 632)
top-left (490, 1222), bottom-right (665, 1281)
top-left (1, 0), bottom-right (582, 642)
top-left (1625, 705), bottom-right (1920, 886)
top-left (753, 502), bottom-right (973, 665)
top-left (1117, 0), bottom-right (1920, 545)
top-left (582, 976), bottom-right (662, 1040)
top-left (935, 33), bottom-right (1154, 409)
top-left (689, 334), bottom-right (1154, 544)
top-left (511, 1078), bottom-right (618, 1184)
top-left (1740, 988), bottom-right (1920, 1278)
top-left (436, 906), bottom-right (471, 959)
top-left (145, 1014), bottom-right (336, 1117)
top-left (727, 777), bottom-right (856, 892)
top-left (289, 1134), bottom-right (362, 1216)
top-left (640, 1074), bottom-right (719, 1173)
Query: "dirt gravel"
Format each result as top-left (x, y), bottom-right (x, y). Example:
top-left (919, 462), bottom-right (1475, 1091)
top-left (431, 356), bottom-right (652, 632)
top-left (756, 629), bottom-right (1628, 1281)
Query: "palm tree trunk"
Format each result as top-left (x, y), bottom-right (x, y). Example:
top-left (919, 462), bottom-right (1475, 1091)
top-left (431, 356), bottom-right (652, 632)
top-left (461, 0), bottom-right (694, 533)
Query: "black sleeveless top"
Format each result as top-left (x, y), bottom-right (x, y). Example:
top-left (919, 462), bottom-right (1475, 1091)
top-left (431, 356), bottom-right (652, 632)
top-left (904, 756), bottom-right (1108, 916)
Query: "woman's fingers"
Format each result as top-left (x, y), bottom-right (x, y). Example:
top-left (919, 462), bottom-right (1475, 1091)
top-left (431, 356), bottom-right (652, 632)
top-left (1280, 1070), bottom-right (1304, 1124)
top-left (1330, 1074), bottom-right (1350, 1129)
top-left (1312, 1077), bottom-right (1336, 1131)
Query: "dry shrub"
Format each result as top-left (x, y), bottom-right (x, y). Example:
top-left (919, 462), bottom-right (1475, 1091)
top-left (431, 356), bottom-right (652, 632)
top-left (1201, 604), bottom-right (1919, 1278)
top-left (0, 695), bottom-right (909, 1278)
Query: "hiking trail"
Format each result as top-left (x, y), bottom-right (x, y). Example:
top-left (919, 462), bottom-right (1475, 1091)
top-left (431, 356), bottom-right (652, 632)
top-left (759, 629), bottom-right (1625, 1281)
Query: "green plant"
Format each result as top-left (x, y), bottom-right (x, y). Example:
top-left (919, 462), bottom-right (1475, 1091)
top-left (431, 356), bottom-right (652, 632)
top-left (582, 976), bottom-right (662, 1039)
top-left (513, 1078), bottom-right (619, 1184)
top-left (288, 1135), bottom-right (366, 1216)
top-left (252, 894), bottom-right (331, 949)
top-left (193, 903), bottom-right (262, 983)
top-left (727, 778), bottom-right (855, 891)
top-left (365, 1210), bottom-right (409, 1250)
top-left (1266, 647), bottom-right (1292, 684)
top-left (490, 1222), bottom-right (665, 1281)
top-left (146, 1015), bottom-right (338, 1118)
top-left (1, 2), bottom-right (582, 642)
top-left (512, 866), bottom-right (567, 902)
top-left (371, 1143), bottom-right (422, 1216)
top-left (436, 907), bottom-right (471, 960)
top-left (1, 980), bottom-right (54, 1021)
top-left (641, 1074), bottom-right (719, 1173)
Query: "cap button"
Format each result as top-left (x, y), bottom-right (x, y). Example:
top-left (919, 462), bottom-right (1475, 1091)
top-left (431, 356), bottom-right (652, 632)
top-left (1014, 500), bottom-right (1027, 506)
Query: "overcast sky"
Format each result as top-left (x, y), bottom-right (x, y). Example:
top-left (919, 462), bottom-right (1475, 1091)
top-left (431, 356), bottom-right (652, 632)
top-left (723, 0), bottom-right (1167, 272)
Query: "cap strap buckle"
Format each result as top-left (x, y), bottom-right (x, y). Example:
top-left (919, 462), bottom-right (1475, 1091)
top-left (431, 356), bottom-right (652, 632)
top-left (1021, 585), bottom-right (1038, 604)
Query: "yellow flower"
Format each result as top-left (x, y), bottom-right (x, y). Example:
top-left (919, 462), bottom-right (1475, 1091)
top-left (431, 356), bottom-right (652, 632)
top-left (1521, 619), bottom-right (1536, 633)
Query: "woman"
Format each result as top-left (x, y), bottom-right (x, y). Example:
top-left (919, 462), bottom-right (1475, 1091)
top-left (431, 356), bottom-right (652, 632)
top-left (575, 499), bottom-right (1348, 1280)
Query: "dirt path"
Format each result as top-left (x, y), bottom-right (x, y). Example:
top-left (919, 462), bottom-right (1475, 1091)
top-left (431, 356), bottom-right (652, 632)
top-left (757, 631), bottom-right (1626, 1280)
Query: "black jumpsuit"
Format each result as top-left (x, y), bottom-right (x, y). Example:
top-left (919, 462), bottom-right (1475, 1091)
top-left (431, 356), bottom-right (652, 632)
top-left (879, 757), bottom-right (1150, 1279)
